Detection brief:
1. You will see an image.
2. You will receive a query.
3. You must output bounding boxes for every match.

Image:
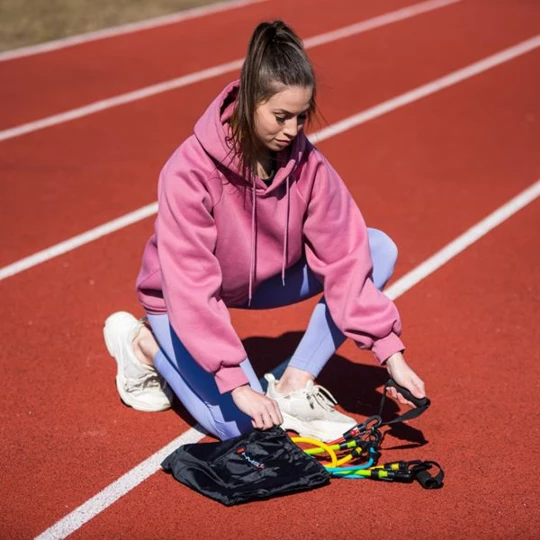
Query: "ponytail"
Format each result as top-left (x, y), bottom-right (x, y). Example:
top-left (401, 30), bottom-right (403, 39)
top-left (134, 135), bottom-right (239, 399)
top-left (229, 20), bottom-right (317, 179)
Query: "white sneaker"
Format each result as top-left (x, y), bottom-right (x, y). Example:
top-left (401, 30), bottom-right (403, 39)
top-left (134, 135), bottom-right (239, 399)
top-left (265, 373), bottom-right (357, 443)
top-left (103, 311), bottom-right (173, 412)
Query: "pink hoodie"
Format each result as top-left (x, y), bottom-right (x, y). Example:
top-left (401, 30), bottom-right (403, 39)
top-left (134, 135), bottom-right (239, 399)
top-left (136, 81), bottom-right (404, 393)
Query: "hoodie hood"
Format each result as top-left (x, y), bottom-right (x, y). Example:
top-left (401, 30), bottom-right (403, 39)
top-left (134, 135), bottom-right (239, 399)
top-left (193, 80), bottom-right (307, 194)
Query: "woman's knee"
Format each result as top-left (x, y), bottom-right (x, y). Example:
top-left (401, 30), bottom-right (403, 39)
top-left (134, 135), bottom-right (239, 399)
top-left (155, 351), bottom-right (247, 440)
top-left (367, 228), bottom-right (398, 289)
top-left (213, 413), bottom-right (252, 441)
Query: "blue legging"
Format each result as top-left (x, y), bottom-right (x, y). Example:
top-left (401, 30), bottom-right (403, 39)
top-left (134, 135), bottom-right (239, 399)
top-left (147, 228), bottom-right (397, 441)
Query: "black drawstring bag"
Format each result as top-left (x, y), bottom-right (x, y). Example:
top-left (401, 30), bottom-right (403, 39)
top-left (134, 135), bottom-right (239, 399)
top-left (161, 426), bottom-right (330, 505)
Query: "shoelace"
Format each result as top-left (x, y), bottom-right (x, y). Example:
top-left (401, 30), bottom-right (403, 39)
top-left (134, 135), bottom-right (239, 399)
top-left (305, 384), bottom-right (339, 412)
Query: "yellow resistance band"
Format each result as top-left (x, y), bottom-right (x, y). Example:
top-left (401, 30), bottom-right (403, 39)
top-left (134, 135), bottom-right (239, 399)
top-left (301, 439), bottom-right (360, 466)
top-left (291, 437), bottom-right (338, 468)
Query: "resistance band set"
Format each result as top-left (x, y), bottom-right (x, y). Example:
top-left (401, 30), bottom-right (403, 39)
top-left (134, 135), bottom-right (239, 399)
top-left (292, 379), bottom-right (444, 489)
top-left (162, 379), bottom-right (444, 505)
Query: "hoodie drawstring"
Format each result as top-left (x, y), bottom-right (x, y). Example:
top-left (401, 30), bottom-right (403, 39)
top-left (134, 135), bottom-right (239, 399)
top-left (282, 175), bottom-right (290, 286)
top-left (248, 173), bottom-right (292, 306)
top-left (248, 175), bottom-right (257, 307)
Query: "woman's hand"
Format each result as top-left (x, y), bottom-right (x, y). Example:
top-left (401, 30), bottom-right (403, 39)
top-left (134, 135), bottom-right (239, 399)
top-left (384, 352), bottom-right (426, 407)
top-left (231, 385), bottom-right (284, 430)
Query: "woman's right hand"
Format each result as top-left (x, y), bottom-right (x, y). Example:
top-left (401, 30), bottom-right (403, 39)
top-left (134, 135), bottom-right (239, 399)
top-left (231, 385), bottom-right (283, 430)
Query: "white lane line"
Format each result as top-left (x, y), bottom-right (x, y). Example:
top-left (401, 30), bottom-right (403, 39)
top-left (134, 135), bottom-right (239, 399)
top-left (302, 0), bottom-right (459, 49)
top-left (0, 0), bottom-right (462, 143)
top-left (35, 178), bottom-right (540, 540)
top-left (35, 425), bottom-right (207, 540)
top-left (0, 204), bottom-right (158, 281)
top-left (311, 34), bottom-right (540, 143)
top-left (1, 33), bottom-right (538, 283)
top-left (0, 0), bottom-right (267, 63)
top-left (384, 181), bottom-right (540, 299)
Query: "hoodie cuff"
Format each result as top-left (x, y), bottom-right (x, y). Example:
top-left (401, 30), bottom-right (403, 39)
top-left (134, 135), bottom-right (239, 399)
top-left (372, 332), bottom-right (405, 364)
top-left (214, 364), bottom-right (250, 394)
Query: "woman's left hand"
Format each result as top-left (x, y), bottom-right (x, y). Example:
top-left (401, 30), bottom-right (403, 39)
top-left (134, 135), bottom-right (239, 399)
top-left (384, 352), bottom-right (426, 407)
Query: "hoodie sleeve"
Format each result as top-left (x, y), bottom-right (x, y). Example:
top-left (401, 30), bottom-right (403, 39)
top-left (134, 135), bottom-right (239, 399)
top-left (156, 160), bottom-right (249, 393)
top-left (302, 154), bottom-right (404, 363)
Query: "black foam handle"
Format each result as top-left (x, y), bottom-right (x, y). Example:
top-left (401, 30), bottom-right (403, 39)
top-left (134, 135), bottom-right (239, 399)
top-left (386, 379), bottom-right (430, 409)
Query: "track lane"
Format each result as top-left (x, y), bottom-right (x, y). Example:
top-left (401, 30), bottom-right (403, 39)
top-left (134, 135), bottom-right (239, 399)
top-left (1, 47), bottom-right (539, 535)
top-left (0, 0), bottom-right (428, 129)
top-left (1, 0), bottom-right (539, 267)
top-left (71, 194), bottom-right (540, 540)
top-left (318, 48), bottom-right (540, 273)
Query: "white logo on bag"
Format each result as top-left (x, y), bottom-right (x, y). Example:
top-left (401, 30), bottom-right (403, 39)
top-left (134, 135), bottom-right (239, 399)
top-left (236, 447), bottom-right (265, 469)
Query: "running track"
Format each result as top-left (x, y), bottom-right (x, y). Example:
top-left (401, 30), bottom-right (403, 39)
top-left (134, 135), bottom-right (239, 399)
top-left (1, 0), bottom-right (539, 537)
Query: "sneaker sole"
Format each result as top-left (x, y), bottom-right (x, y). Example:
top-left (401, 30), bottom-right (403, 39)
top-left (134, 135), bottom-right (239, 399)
top-left (103, 312), bottom-right (171, 413)
top-left (280, 412), bottom-right (352, 443)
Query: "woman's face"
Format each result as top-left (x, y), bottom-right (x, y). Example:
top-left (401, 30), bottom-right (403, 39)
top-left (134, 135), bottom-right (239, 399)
top-left (254, 84), bottom-right (313, 152)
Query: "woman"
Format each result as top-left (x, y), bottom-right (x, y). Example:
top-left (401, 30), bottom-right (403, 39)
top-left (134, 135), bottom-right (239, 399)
top-left (104, 20), bottom-right (425, 443)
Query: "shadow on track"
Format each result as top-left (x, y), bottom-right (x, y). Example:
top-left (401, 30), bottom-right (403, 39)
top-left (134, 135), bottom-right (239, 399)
top-left (170, 331), bottom-right (427, 447)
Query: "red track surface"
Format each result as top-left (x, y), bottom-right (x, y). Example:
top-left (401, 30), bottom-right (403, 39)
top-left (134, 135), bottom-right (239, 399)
top-left (1, 0), bottom-right (539, 538)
